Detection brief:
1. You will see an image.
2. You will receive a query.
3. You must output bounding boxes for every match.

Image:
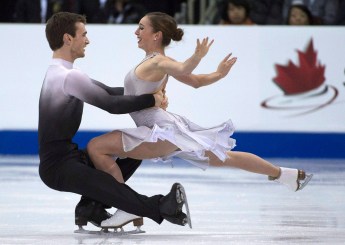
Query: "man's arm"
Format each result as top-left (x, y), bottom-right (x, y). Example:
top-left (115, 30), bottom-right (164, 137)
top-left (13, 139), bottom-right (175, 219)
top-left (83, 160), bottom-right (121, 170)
top-left (91, 79), bottom-right (124, 95)
top-left (64, 70), bottom-right (156, 114)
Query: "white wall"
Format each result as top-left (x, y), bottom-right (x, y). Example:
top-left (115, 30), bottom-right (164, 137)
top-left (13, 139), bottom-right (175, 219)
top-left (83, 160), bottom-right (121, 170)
top-left (1, 24), bottom-right (344, 132)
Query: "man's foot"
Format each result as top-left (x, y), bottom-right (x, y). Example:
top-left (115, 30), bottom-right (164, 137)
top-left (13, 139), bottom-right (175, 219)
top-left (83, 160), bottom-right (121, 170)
top-left (269, 167), bottom-right (313, 191)
top-left (75, 197), bottom-right (111, 227)
top-left (101, 209), bottom-right (143, 229)
top-left (159, 183), bottom-right (192, 228)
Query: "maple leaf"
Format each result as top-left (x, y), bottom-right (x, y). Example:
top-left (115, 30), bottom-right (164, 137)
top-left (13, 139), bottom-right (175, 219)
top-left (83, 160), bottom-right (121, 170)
top-left (273, 39), bottom-right (326, 95)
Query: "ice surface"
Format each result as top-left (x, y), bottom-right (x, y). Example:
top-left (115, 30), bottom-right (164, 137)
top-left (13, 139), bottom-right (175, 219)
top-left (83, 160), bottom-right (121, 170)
top-left (0, 157), bottom-right (345, 244)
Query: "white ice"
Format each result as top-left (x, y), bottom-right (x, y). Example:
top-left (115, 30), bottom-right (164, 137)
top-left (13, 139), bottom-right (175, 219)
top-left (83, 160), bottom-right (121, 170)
top-left (0, 156), bottom-right (345, 244)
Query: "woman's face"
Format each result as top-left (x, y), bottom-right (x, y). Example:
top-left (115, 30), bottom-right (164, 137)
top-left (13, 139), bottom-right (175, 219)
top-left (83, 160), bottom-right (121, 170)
top-left (289, 7), bottom-right (310, 25)
top-left (227, 3), bottom-right (247, 24)
top-left (135, 16), bottom-right (156, 51)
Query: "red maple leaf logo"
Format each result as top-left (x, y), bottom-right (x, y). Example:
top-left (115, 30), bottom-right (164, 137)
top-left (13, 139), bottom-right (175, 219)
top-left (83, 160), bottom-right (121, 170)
top-left (273, 39), bottom-right (326, 95)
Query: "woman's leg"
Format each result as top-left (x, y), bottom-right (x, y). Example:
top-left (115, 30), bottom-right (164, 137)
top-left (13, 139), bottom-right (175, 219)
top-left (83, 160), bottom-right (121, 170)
top-left (207, 150), bottom-right (280, 177)
top-left (87, 130), bottom-right (179, 182)
top-left (206, 150), bottom-right (312, 191)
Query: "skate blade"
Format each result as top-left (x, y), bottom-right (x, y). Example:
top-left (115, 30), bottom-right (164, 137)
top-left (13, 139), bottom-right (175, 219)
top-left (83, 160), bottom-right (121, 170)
top-left (125, 227), bottom-right (146, 235)
top-left (297, 173), bottom-right (313, 191)
top-left (103, 225), bottom-right (145, 234)
top-left (177, 185), bottom-right (192, 229)
top-left (101, 217), bottom-right (143, 229)
top-left (74, 226), bottom-right (103, 235)
top-left (74, 226), bottom-right (145, 235)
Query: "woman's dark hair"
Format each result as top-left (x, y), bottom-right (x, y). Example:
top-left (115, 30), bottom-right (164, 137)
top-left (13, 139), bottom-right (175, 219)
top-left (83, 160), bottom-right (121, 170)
top-left (45, 12), bottom-right (86, 51)
top-left (146, 12), bottom-right (184, 47)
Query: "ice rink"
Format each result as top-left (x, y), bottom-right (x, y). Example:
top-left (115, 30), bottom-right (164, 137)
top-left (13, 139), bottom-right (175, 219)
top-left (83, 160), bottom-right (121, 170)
top-left (0, 156), bottom-right (344, 245)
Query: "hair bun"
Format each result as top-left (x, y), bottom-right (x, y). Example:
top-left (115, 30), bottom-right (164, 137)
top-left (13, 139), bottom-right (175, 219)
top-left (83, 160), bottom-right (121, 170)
top-left (172, 28), bottom-right (184, 41)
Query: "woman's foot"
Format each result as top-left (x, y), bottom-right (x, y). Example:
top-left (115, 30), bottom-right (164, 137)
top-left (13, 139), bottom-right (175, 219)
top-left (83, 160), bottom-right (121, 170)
top-left (101, 209), bottom-right (143, 229)
top-left (269, 167), bottom-right (313, 191)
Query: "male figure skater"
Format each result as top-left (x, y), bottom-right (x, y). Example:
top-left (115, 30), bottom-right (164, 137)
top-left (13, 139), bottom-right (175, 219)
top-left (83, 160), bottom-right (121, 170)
top-left (38, 11), bottom-right (190, 230)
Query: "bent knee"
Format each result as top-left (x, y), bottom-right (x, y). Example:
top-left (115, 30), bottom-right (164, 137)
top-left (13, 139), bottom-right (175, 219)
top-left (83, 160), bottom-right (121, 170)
top-left (87, 131), bottom-right (124, 157)
top-left (86, 137), bottom-right (100, 158)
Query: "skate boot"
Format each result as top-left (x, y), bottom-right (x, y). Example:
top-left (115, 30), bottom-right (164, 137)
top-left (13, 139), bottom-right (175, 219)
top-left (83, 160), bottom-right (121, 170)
top-left (268, 167), bottom-right (313, 191)
top-left (101, 209), bottom-right (144, 232)
top-left (75, 197), bottom-right (111, 228)
top-left (159, 183), bottom-right (192, 228)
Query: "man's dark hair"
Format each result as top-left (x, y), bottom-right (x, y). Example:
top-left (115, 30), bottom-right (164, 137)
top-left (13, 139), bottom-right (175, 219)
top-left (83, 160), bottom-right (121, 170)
top-left (45, 12), bottom-right (86, 51)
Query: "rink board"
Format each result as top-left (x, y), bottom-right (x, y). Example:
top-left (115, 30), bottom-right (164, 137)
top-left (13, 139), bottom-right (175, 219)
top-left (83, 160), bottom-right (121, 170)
top-left (1, 130), bottom-right (344, 158)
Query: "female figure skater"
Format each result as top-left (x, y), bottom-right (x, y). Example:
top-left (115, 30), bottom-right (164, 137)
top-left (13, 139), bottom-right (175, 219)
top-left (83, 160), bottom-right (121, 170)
top-left (87, 12), bottom-right (312, 227)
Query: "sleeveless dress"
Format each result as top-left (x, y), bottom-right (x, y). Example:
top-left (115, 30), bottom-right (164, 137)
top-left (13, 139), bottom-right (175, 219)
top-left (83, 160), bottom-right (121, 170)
top-left (119, 53), bottom-right (236, 169)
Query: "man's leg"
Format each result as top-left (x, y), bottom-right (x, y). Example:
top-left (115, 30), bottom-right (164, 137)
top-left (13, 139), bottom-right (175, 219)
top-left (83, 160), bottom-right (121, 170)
top-left (40, 149), bottom-right (187, 227)
top-left (75, 149), bottom-right (112, 227)
top-left (65, 161), bottom-right (163, 223)
top-left (117, 157), bottom-right (142, 182)
top-left (66, 159), bottom-right (188, 225)
top-left (75, 152), bottom-right (142, 227)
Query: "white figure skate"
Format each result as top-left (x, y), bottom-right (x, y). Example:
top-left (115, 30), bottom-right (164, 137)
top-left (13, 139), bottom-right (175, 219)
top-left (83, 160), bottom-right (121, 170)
top-left (100, 209), bottom-right (145, 234)
top-left (74, 209), bottom-right (144, 235)
top-left (269, 167), bottom-right (313, 191)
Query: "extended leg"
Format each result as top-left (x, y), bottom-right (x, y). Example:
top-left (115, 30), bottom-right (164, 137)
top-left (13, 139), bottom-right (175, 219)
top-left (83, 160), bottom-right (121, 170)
top-left (207, 151), bottom-right (312, 191)
top-left (207, 151), bottom-right (280, 177)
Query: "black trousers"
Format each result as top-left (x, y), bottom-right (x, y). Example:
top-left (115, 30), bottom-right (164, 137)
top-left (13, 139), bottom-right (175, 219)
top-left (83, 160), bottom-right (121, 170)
top-left (39, 141), bottom-right (163, 224)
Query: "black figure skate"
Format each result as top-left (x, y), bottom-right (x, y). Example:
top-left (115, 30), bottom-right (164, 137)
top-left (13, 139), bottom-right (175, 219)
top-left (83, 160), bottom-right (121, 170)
top-left (160, 183), bottom-right (192, 228)
top-left (74, 198), bottom-right (111, 234)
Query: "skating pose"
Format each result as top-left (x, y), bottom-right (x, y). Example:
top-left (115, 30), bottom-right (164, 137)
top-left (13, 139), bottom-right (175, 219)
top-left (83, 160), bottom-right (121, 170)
top-left (87, 12), bottom-right (313, 228)
top-left (39, 11), bottom-right (192, 234)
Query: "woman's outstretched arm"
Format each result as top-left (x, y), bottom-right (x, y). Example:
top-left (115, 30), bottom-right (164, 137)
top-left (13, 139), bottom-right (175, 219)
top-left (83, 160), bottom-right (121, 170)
top-left (154, 37), bottom-right (214, 77)
top-left (173, 53), bottom-right (237, 88)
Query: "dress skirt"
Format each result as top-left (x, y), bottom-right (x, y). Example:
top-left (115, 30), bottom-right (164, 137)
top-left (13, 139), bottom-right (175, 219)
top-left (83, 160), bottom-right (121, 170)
top-left (119, 108), bottom-right (236, 170)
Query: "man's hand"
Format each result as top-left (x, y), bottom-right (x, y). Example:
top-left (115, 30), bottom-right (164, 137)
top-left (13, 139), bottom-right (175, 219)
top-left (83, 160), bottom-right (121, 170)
top-left (160, 92), bottom-right (169, 110)
top-left (153, 90), bottom-right (164, 107)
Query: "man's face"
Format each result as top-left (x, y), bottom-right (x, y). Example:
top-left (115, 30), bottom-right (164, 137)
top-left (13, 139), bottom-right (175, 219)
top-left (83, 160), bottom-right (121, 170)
top-left (70, 22), bottom-right (89, 59)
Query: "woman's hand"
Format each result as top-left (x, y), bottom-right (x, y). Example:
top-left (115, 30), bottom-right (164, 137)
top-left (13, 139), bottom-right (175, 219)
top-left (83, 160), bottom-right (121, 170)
top-left (216, 53), bottom-right (237, 79)
top-left (194, 37), bottom-right (214, 59)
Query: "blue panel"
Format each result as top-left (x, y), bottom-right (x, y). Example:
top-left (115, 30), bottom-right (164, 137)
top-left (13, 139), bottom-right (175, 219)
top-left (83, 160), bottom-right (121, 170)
top-left (0, 130), bottom-right (344, 158)
top-left (232, 132), bottom-right (345, 158)
top-left (0, 130), bottom-right (39, 155)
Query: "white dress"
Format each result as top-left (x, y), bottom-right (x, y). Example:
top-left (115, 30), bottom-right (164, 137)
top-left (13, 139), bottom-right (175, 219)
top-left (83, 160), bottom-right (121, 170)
top-left (119, 53), bottom-right (236, 169)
